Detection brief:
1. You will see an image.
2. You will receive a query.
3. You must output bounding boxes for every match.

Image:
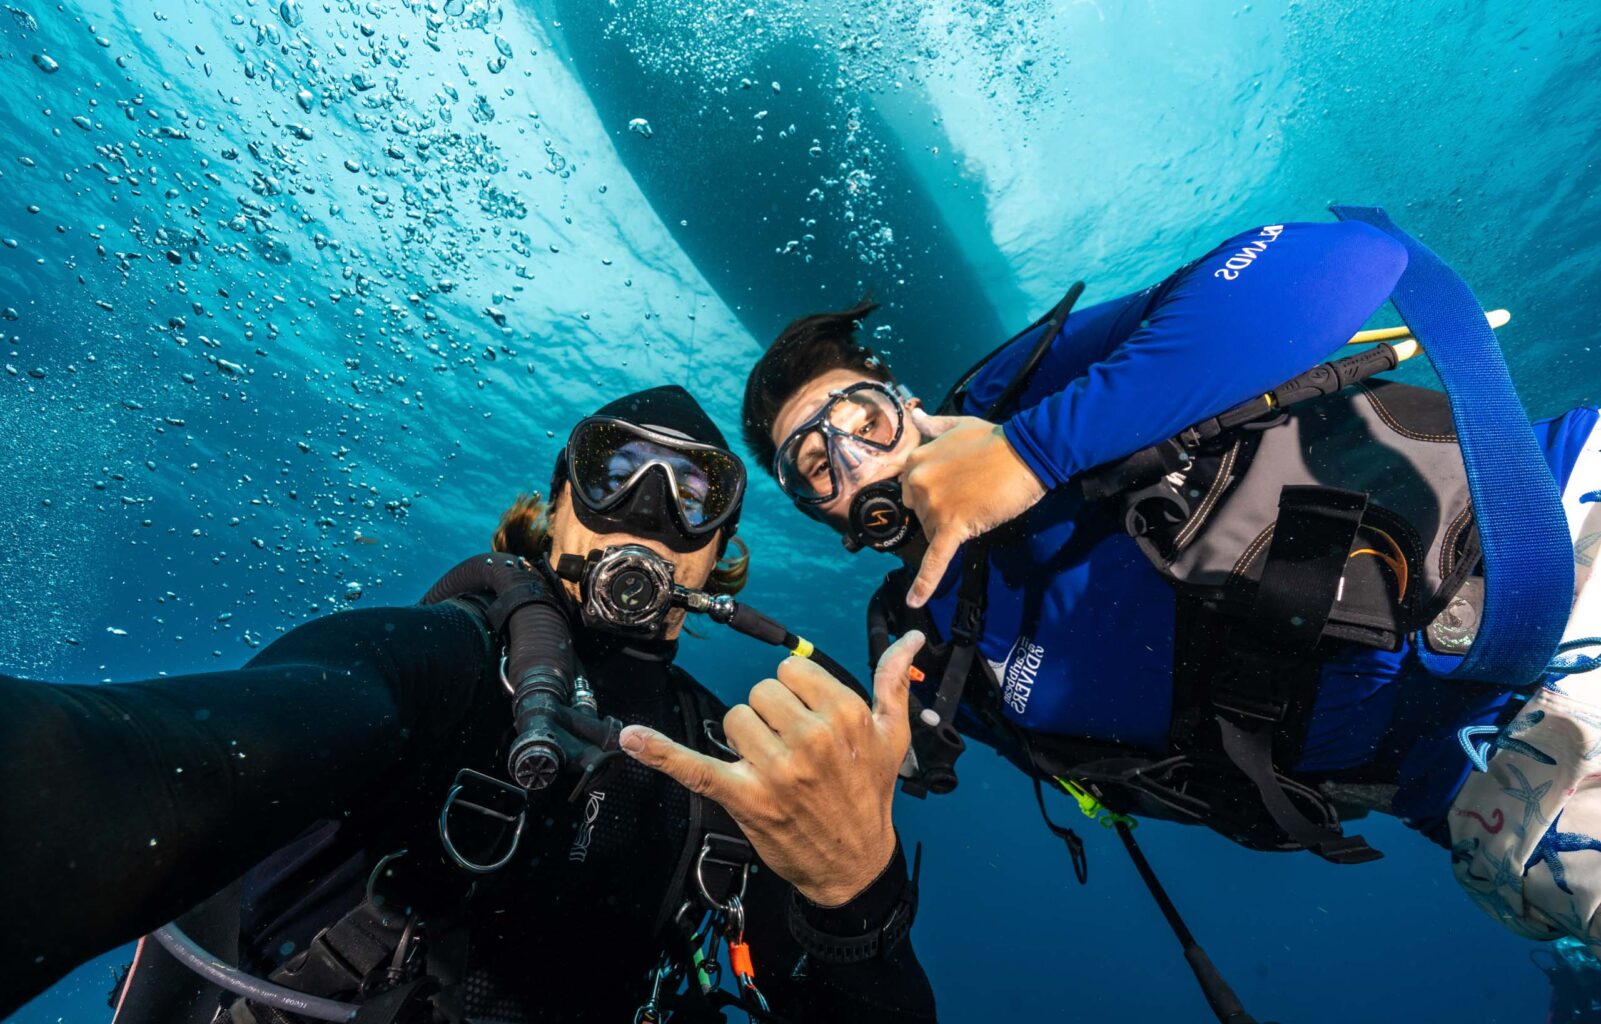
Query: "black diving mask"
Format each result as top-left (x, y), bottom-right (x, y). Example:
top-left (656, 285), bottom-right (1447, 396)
top-left (564, 416), bottom-right (746, 554)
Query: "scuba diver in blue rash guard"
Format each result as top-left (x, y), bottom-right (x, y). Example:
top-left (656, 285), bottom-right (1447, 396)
top-left (738, 208), bottom-right (1601, 1017)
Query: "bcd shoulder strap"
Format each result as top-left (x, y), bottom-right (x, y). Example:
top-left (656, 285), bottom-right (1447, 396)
top-left (649, 672), bottom-right (757, 944)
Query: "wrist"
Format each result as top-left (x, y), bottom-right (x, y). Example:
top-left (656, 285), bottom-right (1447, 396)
top-left (999, 417), bottom-right (1060, 490)
top-left (796, 828), bottom-right (898, 908)
top-left (789, 841), bottom-right (920, 963)
top-left (994, 423), bottom-right (1047, 491)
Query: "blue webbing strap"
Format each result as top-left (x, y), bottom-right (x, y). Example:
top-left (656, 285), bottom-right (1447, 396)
top-left (1330, 205), bottom-right (1572, 685)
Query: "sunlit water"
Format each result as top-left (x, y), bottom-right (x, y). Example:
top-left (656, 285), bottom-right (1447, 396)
top-left (3, 1), bottom-right (1599, 1021)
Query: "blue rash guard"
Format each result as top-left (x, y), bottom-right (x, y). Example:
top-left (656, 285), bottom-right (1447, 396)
top-left (921, 220), bottom-right (1597, 843)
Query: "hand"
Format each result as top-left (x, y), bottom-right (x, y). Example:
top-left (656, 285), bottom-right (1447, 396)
top-left (902, 407), bottom-right (1047, 607)
top-left (620, 632), bottom-right (927, 907)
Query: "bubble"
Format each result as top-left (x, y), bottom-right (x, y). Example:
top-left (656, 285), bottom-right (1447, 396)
top-left (278, 0), bottom-right (303, 28)
top-left (31, 54), bottom-right (59, 74)
top-left (627, 117), bottom-right (653, 139)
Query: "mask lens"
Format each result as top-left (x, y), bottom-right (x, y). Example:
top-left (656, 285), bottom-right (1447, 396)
top-left (776, 428), bottom-right (835, 503)
top-left (826, 387), bottom-right (900, 448)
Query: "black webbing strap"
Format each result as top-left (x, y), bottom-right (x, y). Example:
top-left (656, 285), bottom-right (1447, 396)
top-left (651, 683), bottom-right (720, 944)
top-left (1214, 715), bottom-right (1379, 864)
top-left (1248, 486), bottom-right (1368, 656)
top-left (268, 899), bottom-right (410, 999)
top-left (1211, 486), bottom-right (1382, 865)
top-left (929, 545), bottom-right (990, 730)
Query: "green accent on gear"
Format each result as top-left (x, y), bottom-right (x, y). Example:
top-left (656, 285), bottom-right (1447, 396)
top-left (1054, 776), bottom-right (1137, 829)
top-left (692, 944), bottom-right (715, 994)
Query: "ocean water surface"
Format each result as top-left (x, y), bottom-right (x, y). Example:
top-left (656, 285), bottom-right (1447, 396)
top-left (3, 0), bottom-right (1599, 1021)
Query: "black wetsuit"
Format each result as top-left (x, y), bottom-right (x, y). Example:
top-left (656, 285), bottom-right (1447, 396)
top-left (0, 595), bottom-right (935, 1022)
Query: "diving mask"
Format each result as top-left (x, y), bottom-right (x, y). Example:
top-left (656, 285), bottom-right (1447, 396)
top-left (774, 381), bottom-right (915, 507)
top-left (564, 416), bottom-right (746, 554)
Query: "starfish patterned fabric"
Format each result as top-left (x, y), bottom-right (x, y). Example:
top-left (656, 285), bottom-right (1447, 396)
top-left (1450, 418), bottom-right (1601, 945)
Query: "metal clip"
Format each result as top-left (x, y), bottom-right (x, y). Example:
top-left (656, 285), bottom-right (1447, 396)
top-left (634, 955), bottom-right (674, 1024)
top-left (693, 833), bottom-right (751, 917)
top-left (438, 768), bottom-right (527, 874)
top-left (701, 720), bottom-right (739, 760)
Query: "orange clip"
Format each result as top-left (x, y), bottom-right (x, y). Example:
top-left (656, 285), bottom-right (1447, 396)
top-left (908, 665), bottom-right (926, 683)
top-left (729, 941), bottom-right (755, 980)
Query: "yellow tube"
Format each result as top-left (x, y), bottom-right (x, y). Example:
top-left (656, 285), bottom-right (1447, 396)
top-left (1346, 308), bottom-right (1509, 348)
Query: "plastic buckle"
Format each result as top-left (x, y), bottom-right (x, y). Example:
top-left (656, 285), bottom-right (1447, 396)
top-left (1315, 834), bottom-right (1384, 865)
top-left (949, 599), bottom-right (983, 645)
top-left (438, 768), bottom-right (527, 875)
top-left (1212, 694), bottom-right (1285, 724)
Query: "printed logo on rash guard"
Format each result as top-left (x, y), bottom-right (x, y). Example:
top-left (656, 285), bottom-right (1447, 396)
top-left (996, 634), bottom-right (1046, 715)
top-left (569, 790), bottom-right (606, 863)
top-left (1212, 224), bottom-right (1284, 281)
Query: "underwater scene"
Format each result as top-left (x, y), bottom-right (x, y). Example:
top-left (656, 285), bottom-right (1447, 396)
top-left (4, 0), bottom-right (1601, 1021)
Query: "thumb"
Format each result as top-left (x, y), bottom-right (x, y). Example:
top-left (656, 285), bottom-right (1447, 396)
top-left (621, 725), bottom-right (743, 808)
top-left (909, 406), bottom-right (960, 440)
top-left (872, 630), bottom-right (926, 738)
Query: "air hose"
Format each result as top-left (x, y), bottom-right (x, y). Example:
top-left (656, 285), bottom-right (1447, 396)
top-left (422, 553), bottom-right (622, 793)
top-left (153, 925), bottom-right (357, 1022)
top-left (674, 587), bottom-right (868, 701)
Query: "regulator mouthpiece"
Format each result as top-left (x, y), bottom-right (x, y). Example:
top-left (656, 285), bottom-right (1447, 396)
top-left (557, 544), bottom-right (678, 637)
top-left (845, 479), bottom-right (921, 553)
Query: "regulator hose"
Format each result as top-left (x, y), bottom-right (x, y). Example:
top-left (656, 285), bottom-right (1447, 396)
top-left (153, 925), bottom-right (357, 1023)
top-left (674, 587), bottom-right (868, 701)
top-left (422, 553), bottom-right (619, 793)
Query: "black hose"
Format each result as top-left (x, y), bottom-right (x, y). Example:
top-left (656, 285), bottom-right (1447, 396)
top-left (713, 599), bottom-right (871, 702)
top-left (804, 647), bottom-right (868, 703)
top-left (153, 925), bottom-right (356, 1022)
top-left (421, 553), bottom-right (578, 791)
top-left (937, 282), bottom-right (1084, 417)
top-left (1114, 822), bottom-right (1259, 1024)
top-left (983, 282), bottom-right (1084, 420)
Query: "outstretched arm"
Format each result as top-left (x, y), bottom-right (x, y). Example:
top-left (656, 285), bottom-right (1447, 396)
top-left (0, 603), bottom-right (494, 1017)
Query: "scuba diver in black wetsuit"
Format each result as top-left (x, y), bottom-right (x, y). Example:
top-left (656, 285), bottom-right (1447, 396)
top-left (0, 386), bottom-right (936, 1024)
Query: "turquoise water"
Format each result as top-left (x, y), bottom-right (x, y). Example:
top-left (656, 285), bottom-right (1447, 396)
top-left (3, 0), bottom-right (1599, 1020)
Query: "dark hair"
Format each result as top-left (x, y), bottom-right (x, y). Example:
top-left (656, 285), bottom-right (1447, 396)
top-left (740, 296), bottom-right (897, 478)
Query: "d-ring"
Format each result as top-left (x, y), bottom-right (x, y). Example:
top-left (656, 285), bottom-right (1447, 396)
top-left (693, 833), bottom-right (751, 914)
top-left (438, 768), bottom-right (527, 874)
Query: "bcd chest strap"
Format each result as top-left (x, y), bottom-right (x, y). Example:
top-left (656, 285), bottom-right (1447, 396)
top-left (877, 549), bottom-right (985, 800)
top-left (1176, 485), bottom-right (1382, 865)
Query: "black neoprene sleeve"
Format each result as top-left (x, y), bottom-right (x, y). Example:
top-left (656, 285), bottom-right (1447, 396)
top-left (0, 603), bottom-right (495, 1017)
